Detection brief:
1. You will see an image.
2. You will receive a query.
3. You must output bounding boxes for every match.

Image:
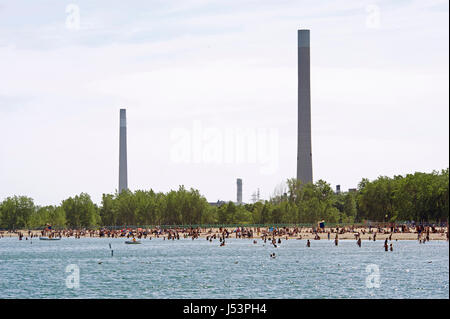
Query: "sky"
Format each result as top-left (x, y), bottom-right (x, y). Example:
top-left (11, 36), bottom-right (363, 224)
top-left (0, 0), bottom-right (448, 206)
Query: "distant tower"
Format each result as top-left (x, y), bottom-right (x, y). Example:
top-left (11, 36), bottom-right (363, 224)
top-left (236, 178), bottom-right (242, 204)
top-left (297, 29), bottom-right (313, 184)
top-left (336, 185), bottom-right (341, 194)
top-left (119, 109), bottom-right (128, 193)
top-left (251, 192), bottom-right (257, 203)
top-left (251, 189), bottom-right (261, 203)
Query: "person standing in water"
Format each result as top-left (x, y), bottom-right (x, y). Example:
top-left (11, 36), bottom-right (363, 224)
top-left (334, 234), bottom-right (339, 246)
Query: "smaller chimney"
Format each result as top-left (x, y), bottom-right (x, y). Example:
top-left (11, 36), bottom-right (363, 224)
top-left (236, 178), bottom-right (242, 204)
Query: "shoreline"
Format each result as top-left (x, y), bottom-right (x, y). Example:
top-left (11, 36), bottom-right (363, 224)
top-left (1, 226), bottom-right (448, 241)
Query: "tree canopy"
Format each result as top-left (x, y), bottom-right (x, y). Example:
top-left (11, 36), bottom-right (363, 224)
top-left (0, 169), bottom-right (448, 229)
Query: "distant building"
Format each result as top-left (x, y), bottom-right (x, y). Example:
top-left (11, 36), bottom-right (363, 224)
top-left (335, 185), bottom-right (341, 194)
top-left (208, 200), bottom-right (226, 207)
top-left (348, 188), bottom-right (357, 193)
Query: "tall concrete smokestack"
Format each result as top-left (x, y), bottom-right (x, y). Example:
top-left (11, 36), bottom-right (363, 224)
top-left (119, 108), bottom-right (128, 193)
top-left (236, 178), bottom-right (242, 204)
top-left (297, 29), bottom-right (313, 184)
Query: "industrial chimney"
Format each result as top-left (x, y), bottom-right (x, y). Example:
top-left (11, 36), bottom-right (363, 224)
top-left (119, 108), bottom-right (128, 193)
top-left (236, 178), bottom-right (242, 204)
top-left (297, 29), bottom-right (313, 184)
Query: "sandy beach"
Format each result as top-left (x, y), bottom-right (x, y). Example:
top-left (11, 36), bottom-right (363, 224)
top-left (1, 226), bottom-right (448, 241)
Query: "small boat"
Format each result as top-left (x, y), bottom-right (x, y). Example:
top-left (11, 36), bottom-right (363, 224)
top-left (125, 240), bottom-right (141, 244)
top-left (39, 237), bottom-right (61, 241)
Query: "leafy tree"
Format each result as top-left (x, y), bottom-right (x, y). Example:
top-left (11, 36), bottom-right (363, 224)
top-left (62, 193), bottom-right (99, 228)
top-left (0, 196), bottom-right (35, 229)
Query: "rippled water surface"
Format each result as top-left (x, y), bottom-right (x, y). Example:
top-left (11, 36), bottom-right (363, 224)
top-left (0, 237), bottom-right (448, 298)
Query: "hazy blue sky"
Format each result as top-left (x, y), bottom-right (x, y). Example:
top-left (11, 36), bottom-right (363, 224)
top-left (0, 0), bottom-right (448, 205)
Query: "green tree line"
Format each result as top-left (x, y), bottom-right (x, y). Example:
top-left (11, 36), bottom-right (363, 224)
top-left (0, 169), bottom-right (448, 229)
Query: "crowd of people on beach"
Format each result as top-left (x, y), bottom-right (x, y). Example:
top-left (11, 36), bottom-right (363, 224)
top-left (1, 223), bottom-right (448, 253)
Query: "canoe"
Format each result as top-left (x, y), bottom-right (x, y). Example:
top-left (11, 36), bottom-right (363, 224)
top-left (125, 240), bottom-right (141, 244)
top-left (39, 237), bottom-right (61, 240)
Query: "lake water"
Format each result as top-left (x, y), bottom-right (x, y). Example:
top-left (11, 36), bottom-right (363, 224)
top-left (0, 237), bottom-right (448, 299)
